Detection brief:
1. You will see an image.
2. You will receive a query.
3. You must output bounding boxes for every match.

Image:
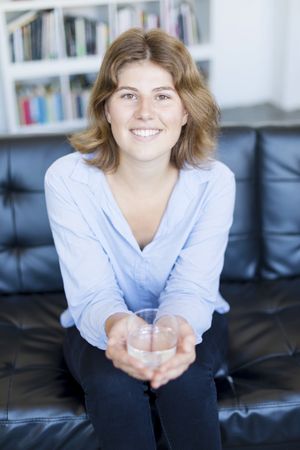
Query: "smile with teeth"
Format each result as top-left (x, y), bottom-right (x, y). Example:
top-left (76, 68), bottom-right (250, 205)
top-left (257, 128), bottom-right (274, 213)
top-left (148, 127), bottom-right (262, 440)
top-left (131, 129), bottom-right (161, 137)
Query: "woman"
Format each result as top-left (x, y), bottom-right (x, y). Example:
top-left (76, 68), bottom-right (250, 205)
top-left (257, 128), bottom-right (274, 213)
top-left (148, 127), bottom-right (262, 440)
top-left (45, 28), bottom-right (235, 450)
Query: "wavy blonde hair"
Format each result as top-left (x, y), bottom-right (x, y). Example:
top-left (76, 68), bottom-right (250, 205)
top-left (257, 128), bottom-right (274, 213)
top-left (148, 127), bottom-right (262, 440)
top-left (70, 28), bottom-right (220, 171)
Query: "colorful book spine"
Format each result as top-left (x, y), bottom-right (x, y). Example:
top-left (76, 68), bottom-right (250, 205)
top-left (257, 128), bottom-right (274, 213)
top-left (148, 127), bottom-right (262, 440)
top-left (16, 83), bottom-right (64, 126)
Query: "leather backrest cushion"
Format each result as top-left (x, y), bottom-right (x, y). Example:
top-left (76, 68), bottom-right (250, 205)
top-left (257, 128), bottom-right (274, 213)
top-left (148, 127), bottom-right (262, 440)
top-left (259, 126), bottom-right (300, 279)
top-left (217, 127), bottom-right (259, 280)
top-left (1, 126), bottom-right (299, 294)
top-left (0, 137), bottom-right (70, 293)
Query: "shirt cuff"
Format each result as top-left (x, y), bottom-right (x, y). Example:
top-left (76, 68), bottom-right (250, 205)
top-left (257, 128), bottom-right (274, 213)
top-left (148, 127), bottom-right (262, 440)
top-left (158, 298), bottom-right (215, 345)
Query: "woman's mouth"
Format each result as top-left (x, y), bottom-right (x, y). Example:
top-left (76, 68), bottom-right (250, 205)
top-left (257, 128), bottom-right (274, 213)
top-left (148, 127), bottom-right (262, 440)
top-left (130, 128), bottom-right (162, 138)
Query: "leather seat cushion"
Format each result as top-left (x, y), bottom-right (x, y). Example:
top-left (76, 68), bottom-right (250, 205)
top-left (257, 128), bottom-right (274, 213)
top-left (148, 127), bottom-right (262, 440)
top-left (0, 293), bottom-right (98, 450)
top-left (1, 279), bottom-right (300, 449)
top-left (219, 278), bottom-right (300, 448)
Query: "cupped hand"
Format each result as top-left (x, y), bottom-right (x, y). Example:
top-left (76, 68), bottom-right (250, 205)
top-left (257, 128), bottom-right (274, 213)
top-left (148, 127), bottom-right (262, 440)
top-left (105, 313), bottom-right (154, 381)
top-left (150, 316), bottom-right (196, 389)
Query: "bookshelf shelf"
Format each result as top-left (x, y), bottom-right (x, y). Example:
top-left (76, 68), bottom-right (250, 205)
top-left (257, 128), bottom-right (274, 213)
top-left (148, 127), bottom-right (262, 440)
top-left (0, 0), bottom-right (214, 135)
top-left (1, 0), bottom-right (110, 12)
top-left (17, 118), bottom-right (88, 135)
top-left (9, 57), bottom-right (102, 80)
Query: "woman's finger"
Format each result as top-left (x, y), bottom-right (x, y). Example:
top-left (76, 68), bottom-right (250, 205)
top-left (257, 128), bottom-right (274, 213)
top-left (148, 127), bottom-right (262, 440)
top-left (106, 343), bottom-right (154, 379)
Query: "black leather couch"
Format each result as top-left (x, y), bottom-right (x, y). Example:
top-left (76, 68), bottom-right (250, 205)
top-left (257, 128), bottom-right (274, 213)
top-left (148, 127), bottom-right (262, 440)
top-left (1, 125), bottom-right (300, 450)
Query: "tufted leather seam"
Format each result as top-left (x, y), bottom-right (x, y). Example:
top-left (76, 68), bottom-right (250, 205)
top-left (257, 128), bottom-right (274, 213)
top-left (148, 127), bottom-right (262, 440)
top-left (256, 130), bottom-right (264, 280)
top-left (0, 416), bottom-right (89, 424)
top-left (228, 233), bottom-right (259, 237)
top-left (0, 189), bottom-right (45, 193)
top-left (233, 178), bottom-right (256, 182)
top-left (262, 232), bottom-right (300, 236)
top-left (7, 148), bottom-right (23, 291)
top-left (229, 351), bottom-right (298, 372)
top-left (273, 312), bottom-right (294, 354)
top-left (262, 178), bottom-right (300, 182)
top-left (223, 375), bottom-right (241, 408)
top-left (0, 243), bottom-right (57, 250)
top-left (261, 304), bottom-right (300, 313)
top-left (5, 325), bottom-right (22, 422)
top-left (219, 401), bottom-right (300, 410)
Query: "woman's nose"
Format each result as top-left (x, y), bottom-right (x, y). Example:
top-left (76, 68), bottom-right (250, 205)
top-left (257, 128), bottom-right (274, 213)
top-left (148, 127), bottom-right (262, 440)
top-left (134, 97), bottom-right (154, 120)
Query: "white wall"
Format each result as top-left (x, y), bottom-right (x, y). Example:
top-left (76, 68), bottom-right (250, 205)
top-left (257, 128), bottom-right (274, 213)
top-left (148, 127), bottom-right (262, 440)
top-left (212, 0), bottom-right (275, 108)
top-left (272, 0), bottom-right (300, 110)
top-left (211, 0), bottom-right (300, 111)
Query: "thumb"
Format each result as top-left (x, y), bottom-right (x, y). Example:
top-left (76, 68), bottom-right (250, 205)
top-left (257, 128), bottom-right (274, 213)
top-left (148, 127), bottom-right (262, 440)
top-left (183, 334), bottom-right (195, 352)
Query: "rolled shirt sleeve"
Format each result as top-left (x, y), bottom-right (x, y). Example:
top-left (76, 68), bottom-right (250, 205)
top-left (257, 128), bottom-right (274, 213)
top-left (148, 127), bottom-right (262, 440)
top-left (44, 167), bottom-right (130, 350)
top-left (158, 169), bottom-right (236, 343)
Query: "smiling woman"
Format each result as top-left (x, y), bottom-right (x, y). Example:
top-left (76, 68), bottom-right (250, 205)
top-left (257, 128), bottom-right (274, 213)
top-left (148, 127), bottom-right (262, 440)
top-left (70, 27), bottom-right (219, 171)
top-left (45, 27), bottom-right (235, 450)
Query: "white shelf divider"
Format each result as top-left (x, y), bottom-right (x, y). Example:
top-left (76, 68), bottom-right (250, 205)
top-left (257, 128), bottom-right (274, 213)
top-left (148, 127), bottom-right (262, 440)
top-left (9, 57), bottom-right (103, 80)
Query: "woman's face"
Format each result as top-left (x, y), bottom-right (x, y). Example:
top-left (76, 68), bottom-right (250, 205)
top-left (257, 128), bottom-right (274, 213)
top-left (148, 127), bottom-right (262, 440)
top-left (105, 60), bottom-right (187, 166)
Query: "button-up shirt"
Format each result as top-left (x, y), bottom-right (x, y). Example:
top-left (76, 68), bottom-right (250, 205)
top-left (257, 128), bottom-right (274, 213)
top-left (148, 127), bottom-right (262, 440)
top-left (44, 151), bottom-right (235, 350)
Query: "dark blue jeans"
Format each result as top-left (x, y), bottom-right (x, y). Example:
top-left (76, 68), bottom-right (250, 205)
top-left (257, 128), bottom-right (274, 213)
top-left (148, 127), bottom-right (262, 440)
top-left (63, 312), bottom-right (228, 450)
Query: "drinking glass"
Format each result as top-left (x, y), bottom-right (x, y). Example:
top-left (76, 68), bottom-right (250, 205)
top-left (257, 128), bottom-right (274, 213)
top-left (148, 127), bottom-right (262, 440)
top-left (127, 308), bottom-right (178, 368)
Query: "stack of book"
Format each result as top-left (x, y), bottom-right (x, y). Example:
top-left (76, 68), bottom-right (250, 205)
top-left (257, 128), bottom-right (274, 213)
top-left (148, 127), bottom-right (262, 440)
top-left (175, 2), bottom-right (200, 45)
top-left (117, 7), bottom-right (159, 34)
top-left (163, 0), bottom-right (200, 45)
top-left (8, 10), bottom-right (58, 62)
top-left (70, 73), bottom-right (96, 119)
top-left (16, 82), bottom-right (64, 125)
top-left (64, 16), bottom-right (109, 57)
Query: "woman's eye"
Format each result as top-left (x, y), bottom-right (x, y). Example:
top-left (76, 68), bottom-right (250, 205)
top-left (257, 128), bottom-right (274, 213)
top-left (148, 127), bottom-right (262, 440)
top-left (157, 94), bottom-right (170, 101)
top-left (121, 93), bottom-right (136, 100)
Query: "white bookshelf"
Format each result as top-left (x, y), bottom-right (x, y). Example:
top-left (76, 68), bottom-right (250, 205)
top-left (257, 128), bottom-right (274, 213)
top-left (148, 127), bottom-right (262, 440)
top-left (0, 0), bottom-right (214, 135)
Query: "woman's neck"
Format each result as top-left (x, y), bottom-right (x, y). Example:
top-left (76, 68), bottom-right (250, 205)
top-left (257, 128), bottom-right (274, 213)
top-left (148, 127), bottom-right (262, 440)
top-left (107, 157), bottom-right (178, 198)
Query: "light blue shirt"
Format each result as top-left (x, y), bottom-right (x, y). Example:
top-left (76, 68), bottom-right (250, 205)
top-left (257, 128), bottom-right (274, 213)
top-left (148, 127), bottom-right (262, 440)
top-left (44, 151), bottom-right (235, 350)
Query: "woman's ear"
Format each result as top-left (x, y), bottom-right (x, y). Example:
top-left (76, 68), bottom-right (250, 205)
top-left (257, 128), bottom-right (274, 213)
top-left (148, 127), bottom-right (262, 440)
top-left (104, 102), bottom-right (111, 124)
top-left (182, 110), bottom-right (188, 126)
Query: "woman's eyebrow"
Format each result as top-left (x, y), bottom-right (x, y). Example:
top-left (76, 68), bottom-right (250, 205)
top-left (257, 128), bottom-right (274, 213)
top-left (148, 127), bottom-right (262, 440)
top-left (115, 86), bottom-right (138, 92)
top-left (115, 86), bottom-right (176, 92)
top-left (153, 86), bottom-right (176, 92)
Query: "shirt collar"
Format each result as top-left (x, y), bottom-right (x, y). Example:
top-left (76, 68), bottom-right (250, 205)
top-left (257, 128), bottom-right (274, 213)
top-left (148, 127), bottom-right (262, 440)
top-left (70, 152), bottom-right (104, 194)
top-left (180, 161), bottom-right (214, 197)
top-left (70, 152), bottom-right (214, 194)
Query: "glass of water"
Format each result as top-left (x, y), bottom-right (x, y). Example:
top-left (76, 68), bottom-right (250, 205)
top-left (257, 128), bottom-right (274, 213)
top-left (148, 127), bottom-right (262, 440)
top-left (127, 308), bottom-right (178, 368)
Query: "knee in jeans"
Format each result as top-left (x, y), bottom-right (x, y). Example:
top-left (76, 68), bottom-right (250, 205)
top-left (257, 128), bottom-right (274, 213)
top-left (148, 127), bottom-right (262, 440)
top-left (83, 368), bottom-right (145, 401)
top-left (158, 362), bottom-right (214, 396)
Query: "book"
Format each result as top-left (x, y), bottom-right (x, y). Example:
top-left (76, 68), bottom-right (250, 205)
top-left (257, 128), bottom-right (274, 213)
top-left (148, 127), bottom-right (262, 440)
top-left (9, 9), bottom-right (58, 62)
top-left (70, 74), bottom-right (96, 119)
top-left (64, 16), bottom-right (76, 57)
top-left (64, 15), bottom-right (108, 57)
top-left (12, 28), bottom-right (23, 62)
top-left (96, 21), bottom-right (108, 55)
top-left (16, 82), bottom-right (64, 125)
top-left (8, 10), bottom-right (37, 34)
top-left (75, 17), bottom-right (86, 57)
